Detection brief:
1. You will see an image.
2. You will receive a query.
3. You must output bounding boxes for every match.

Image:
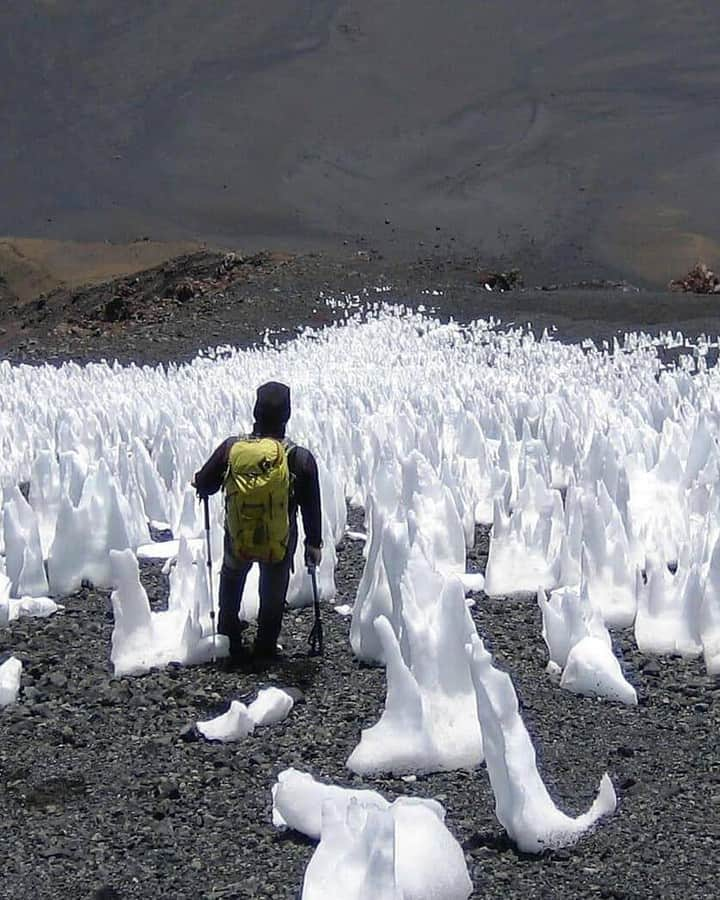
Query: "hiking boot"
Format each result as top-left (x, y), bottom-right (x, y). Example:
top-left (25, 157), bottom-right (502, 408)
top-left (218, 634), bottom-right (246, 670)
top-left (250, 641), bottom-right (283, 672)
top-left (253, 638), bottom-right (283, 657)
top-left (220, 655), bottom-right (242, 672)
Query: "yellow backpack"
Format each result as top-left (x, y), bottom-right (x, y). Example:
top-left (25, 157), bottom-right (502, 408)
top-left (223, 437), bottom-right (291, 563)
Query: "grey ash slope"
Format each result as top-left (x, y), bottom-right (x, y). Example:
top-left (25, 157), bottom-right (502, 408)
top-left (3, 2), bottom-right (720, 286)
top-left (2, 517), bottom-right (719, 899)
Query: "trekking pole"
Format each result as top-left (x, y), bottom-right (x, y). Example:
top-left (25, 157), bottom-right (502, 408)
top-left (203, 496), bottom-right (217, 663)
top-left (307, 565), bottom-right (324, 656)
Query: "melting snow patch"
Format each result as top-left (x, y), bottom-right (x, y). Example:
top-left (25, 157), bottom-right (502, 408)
top-left (272, 769), bottom-right (472, 900)
top-left (0, 655), bottom-right (22, 707)
top-left (561, 636), bottom-right (638, 706)
top-left (197, 687), bottom-right (295, 741)
top-left (7, 596), bottom-right (63, 623)
top-left (197, 700), bottom-right (255, 742)
top-left (248, 686), bottom-right (295, 726)
top-left (1, 572), bottom-right (63, 625)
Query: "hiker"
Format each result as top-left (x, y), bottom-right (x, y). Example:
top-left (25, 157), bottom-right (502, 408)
top-left (193, 381), bottom-right (322, 661)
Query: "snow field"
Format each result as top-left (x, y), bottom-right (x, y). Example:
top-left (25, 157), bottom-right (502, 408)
top-left (2, 308), bottom-right (720, 882)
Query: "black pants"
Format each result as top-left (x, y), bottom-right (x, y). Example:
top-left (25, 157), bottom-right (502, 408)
top-left (218, 531), bottom-right (292, 654)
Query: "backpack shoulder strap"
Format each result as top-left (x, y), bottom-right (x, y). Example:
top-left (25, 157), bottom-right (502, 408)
top-left (282, 438), bottom-right (297, 500)
top-left (223, 434), bottom-right (253, 485)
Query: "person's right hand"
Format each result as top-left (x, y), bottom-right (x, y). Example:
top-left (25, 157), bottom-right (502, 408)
top-left (192, 475), bottom-right (206, 500)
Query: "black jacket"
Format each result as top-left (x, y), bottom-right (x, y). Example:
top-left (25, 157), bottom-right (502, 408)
top-left (193, 432), bottom-right (323, 549)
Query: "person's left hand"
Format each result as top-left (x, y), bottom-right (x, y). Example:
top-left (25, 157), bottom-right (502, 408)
top-left (305, 545), bottom-right (322, 569)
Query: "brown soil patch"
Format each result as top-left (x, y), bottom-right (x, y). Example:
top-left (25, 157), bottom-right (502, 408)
top-left (0, 237), bottom-right (205, 304)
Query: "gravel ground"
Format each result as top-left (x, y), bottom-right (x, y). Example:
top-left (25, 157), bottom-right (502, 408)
top-left (2, 512), bottom-right (720, 899)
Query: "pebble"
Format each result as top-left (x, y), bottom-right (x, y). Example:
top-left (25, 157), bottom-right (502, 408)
top-left (156, 778), bottom-right (181, 800)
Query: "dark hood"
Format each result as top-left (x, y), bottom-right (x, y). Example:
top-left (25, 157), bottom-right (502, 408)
top-left (252, 381), bottom-right (291, 437)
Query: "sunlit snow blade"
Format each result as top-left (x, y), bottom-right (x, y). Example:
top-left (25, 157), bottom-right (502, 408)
top-left (634, 553), bottom-right (703, 657)
top-left (4, 488), bottom-right (48, 598)
top-left (466, 634), bottom-right (617, 853)
top-left (302, 801), bottom-right (402, 900)
top-left (109, 548), bottom-right (228, 676)
top-left (347, 544), bottom-right (483, 774)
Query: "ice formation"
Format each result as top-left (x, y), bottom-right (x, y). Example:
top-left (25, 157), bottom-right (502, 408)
top-left (0, 655), bottom-right (22, 707)
top-left (272, 768), bottom-right (389, 841)
top-left (110, 548), bottom-right (227, 676)
top-left (635, 554), bottom-right (703, 657)
top-left (0, 593), bottom-right (63, 626)
top-left (28, 449), bottom-right (61, 556)
top-left (561, 637), bottom-right (638, 706)
top-left (248, 686), bottom-right (295, 726)
top-left (539, 584), bottom-right (610, 671)
top-left (1, 574), bottom-right (62, 627)
top-left (197, 687), bottom-right (296, 741)
top-left (349, 499), bottom-right (398, 665)
top-left (197, 700), bottom-right (255, 741)
top-left (48, 461), bottom-right (134, 595)
top-left (273, 769), bottom-right (472, 900)
top-left (401, 451), bottom-right (466, 576)
top-left (538, 585), bottom-right (637, 704)
top-left (698, 538), bottom-right (720, 674)
top-left (4, 488), bottom-right (49, 598)
top-left (466, 633), bottom-right (617, 852)
top-left (484, 468), bottom-right (563, 596)
top-left (347, 545), bottom-right (483, 774)
top-left (302, 801), bottom-right (401, 900)
top-left (286, 515), bottom-right (338, 608)
top-left (137, 538), bottom-right (203, 561)
top-left (577, 493), bottom-right (637, 628)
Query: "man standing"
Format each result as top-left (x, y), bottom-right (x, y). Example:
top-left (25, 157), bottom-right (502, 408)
top-left (193, 382), bottom-right (322, 661)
